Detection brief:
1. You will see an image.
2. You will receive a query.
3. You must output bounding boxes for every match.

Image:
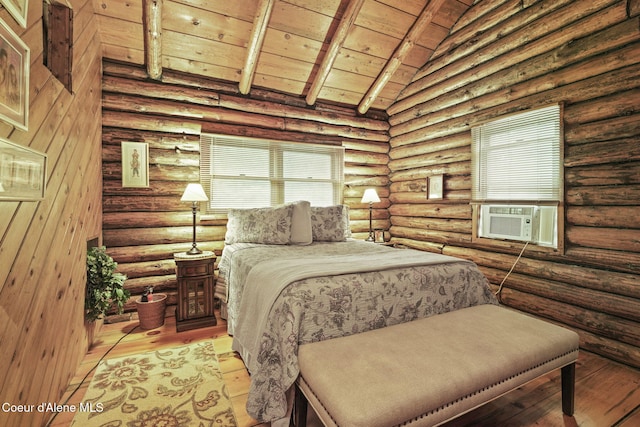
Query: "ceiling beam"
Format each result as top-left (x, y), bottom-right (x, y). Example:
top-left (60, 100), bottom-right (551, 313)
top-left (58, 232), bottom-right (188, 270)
top-left (357, 0), bottom-right (445, 114)
top-left (143, 0), bottom-right (163, 80)
top-left (305, 0), bottom-right (365, 106)
top-left (239, 0), bottom-right (275, 95)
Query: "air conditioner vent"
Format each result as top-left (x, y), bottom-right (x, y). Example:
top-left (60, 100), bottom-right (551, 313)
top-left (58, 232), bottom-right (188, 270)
top-left (479, 205), bottom-right (537, 243)
top-left (478, 204), bottom-right (557, 248)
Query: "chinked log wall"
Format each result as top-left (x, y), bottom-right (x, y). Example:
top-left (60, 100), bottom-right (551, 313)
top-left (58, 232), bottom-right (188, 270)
top-left (386, 0), bottom-right (640, 368)
top-left (101, 60), bottom-right (390, 314)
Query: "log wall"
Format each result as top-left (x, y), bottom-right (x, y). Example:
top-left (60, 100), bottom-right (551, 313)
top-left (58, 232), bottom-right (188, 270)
top-left (0, 1), bottom-right (104, 426)
top-left (386, 0), bottom-right (640, 368)
top-left (100, 60), bottom-right (390, 313)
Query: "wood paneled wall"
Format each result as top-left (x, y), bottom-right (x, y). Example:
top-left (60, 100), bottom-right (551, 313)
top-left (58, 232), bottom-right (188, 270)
top-left (100, 60), bottom-right (390, 312)
top-left (386, 0), bottom-right (640, 368)
top-left (0, 1), bottom-right (104, 426)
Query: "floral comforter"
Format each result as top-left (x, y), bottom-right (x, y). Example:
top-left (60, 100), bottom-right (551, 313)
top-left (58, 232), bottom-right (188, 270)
top-left (216, 240), bottom-right (498, 423)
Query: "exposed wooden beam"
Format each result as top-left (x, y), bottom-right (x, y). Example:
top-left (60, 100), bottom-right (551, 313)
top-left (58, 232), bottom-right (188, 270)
top-left (239, 0), bottom-right (275, 95)
top-left (144, 0), bottom-right (163, 80)
top-left (305, 0), bottom-right (365, 106)
top-left (358, 0), bottom-right (446, 114)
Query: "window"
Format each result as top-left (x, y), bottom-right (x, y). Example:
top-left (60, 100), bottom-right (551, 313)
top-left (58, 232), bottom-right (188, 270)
top-left (200, 134), bottom-right (344, 211)
top-left (471, 104), bottom-right (563, 248)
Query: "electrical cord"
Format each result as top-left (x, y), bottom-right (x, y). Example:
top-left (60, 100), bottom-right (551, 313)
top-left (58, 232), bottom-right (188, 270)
top-left (45, 323), bottom-right (140, 426)
top-left (495, 241), bottom-right (529, 303)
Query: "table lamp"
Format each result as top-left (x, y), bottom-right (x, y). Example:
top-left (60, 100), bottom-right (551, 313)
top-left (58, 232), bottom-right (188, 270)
top-left (181, 183), bottom-right (209, 255)
top-left (361, 188), bottom-right (380, 242)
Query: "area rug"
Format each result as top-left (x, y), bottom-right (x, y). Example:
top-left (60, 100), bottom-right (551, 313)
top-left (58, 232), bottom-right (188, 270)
top-left (72, 341), bottom-right (237, 426)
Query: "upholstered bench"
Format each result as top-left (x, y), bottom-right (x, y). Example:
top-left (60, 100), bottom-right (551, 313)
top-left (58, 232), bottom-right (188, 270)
top-left (293, 304), bottom-right (579, 427)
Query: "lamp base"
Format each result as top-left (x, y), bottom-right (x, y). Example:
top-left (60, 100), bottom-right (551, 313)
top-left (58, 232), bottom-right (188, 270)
top-left (186, 245), bottom-right (203, 255)
top-left (186, 202), bottom-right (202, 255)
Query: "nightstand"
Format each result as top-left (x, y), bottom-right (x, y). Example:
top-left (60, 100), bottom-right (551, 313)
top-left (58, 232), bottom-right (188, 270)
top-left (174, 251), bottom-right (217, 332)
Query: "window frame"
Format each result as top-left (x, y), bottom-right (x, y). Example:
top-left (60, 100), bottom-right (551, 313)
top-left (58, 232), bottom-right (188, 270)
top-left (199, 133), bottom-right (344, 212)
top-left (470, 104), bottom-right (565, 252)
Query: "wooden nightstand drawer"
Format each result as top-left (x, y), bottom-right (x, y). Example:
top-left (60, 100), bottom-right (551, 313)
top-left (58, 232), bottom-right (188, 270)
top-left (177, 261), bottom-right (213, 278)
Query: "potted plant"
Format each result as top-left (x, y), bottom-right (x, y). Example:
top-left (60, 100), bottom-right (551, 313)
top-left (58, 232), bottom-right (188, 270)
top-left (85, 246), bottom-right (129, 322)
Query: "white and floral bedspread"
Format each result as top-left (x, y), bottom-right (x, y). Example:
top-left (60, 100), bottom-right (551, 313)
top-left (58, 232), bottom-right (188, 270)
top-left (217, 240), bottom-right (498, 423)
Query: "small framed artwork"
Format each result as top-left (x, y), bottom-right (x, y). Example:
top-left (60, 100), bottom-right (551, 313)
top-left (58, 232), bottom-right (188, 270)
top-left (0, 0), bottom-right (29, 28)
top-left (0, 137), bottom-right (47, 200)
top-left (121, 141), bottom-right (149, 187)
top-left (428, 174), bottom-right (443, 199)
top-left (0, 17), bottom-right (29, 130)
top-left (0, 0), bottom-right (28, 28)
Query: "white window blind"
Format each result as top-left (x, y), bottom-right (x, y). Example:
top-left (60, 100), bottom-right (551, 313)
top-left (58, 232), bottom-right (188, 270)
top-left (200, 134), bottom-right (344, 211)
top-left (471, 104), bottom-right (562, 202)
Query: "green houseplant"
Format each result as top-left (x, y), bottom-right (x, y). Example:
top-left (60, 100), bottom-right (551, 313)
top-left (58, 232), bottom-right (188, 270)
top-left (85, 246), bottom-right (129, 322)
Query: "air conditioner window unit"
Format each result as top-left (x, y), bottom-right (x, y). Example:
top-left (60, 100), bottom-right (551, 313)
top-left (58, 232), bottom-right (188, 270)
top-left (479, 205), bottom-right (539, 243)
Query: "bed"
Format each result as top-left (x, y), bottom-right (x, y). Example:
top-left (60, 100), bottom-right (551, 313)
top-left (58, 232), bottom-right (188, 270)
top-left (215, 201), bottom-right (498, 425)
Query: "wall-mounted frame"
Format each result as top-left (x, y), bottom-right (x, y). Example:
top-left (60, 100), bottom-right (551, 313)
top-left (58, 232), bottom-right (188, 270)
top-left (0, 17), bottom-right (29, 130)
top-left (1, 0), bottom-right (28, 28)
top-left (121, 141), bottom-right (149, 188)
top-left (428, 174), bottom-right (443, 200)
top-left (0, 137), bottom-right (47, 200)
top-left (374, 229), bottom-right (387, 243)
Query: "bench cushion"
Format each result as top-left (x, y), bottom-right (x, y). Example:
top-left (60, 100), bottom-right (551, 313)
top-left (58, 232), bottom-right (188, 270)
top-left (297, 304), bottom-right (579, 427)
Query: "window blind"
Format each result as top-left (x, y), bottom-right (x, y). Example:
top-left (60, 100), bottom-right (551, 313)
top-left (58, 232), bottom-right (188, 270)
top-left (200, 134), bottom-right (344, 211)
top-left (471, 104), bottom-right (562, 202)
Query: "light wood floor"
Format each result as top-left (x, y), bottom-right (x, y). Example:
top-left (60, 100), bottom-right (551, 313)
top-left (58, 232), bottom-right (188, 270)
top-left (49, 311), bottom-right (640, 427)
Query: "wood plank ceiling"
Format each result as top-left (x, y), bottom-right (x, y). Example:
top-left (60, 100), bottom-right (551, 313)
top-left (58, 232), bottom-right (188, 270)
top-left (93, 0), bottom-right (472, 113)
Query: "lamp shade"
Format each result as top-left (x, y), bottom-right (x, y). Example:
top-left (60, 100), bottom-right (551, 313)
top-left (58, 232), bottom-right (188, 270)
top-left (181, 183), bottom-right (209, 202)
top-left (361, 188), bottom-right (380, 204)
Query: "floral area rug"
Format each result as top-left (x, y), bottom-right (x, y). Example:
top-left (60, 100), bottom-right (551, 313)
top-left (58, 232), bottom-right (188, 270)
top-left (71, 341), bottom-right (237, 426)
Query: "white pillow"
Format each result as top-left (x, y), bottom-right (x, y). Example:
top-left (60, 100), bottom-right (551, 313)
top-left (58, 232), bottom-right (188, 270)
top-left (289, 201), bottom-right (313, 245)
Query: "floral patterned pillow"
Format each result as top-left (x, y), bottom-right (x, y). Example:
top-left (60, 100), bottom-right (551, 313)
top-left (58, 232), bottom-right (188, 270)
top-left (310, 205), bottom-right (351, 242)
top-left (225, 205), bottom-right (294, 244)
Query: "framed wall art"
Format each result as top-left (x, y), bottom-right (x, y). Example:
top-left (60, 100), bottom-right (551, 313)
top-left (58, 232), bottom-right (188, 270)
top-left (121, 141), bottom-right (149, 188)
top-left (0, 137), bottom-right (47, 201)
top-left (1, 0), bottom-right (28, 28)
top-left (428, 174), bottom-right (443, 200)
top-left (0, 17), bottom-right (29, 130)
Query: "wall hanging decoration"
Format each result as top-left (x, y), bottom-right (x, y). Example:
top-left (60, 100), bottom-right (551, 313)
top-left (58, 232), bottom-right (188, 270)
top-left (0, 17), bottom-right (29, 130)
top-left (0, 137), bottom-right (47, 200)
top-left (428, 174), bottom-right (443, 199)
top-left (121, 141), bottom-right (149, 187)
top-left (0, 0), bottom-right (28, 28)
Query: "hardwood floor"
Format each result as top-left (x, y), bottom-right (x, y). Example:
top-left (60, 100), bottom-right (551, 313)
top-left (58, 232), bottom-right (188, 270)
top-left (49, 311), bottom-right (640, 427)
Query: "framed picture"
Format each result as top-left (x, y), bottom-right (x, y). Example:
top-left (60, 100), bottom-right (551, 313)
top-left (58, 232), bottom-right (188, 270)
top-left (428, 174), bottom-right (443, 199)
top-left (0, 137), bottom-right (46, 200)
top-left (121, 141), bottom-right (149, 187)
top-left (1, 0), bottom-right (28, 28)
top-left (0, 17), bottom-right (29, 130)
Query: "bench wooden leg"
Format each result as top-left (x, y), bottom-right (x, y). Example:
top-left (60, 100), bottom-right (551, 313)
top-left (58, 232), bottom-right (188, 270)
top-left (561, 363), bottom-right (576, 416)
top-left (293, 382), bottom-right (308, 427)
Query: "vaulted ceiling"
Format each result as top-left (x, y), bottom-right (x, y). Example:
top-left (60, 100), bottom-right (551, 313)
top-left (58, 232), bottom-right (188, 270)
top-left (93, 0), bottom-right (473, 113)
